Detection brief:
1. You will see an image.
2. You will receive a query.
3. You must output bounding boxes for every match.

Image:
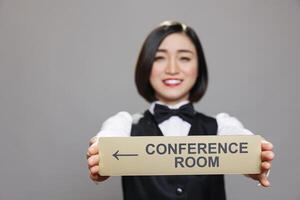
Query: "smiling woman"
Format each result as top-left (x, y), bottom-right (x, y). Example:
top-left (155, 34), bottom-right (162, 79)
top-left (135, 21), bottom-right (208, 104)
top-left (86, 21), bottom-right (275, 200)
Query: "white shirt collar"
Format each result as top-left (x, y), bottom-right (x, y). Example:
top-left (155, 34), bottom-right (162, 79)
top-left (149, 100), bottom-right (190, 114)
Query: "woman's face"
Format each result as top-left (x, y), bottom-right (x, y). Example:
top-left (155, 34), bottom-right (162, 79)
top-left (150, 33), bottom-right (198, 105)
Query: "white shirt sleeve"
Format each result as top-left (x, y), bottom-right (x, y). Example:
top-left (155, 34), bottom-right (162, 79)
top-left (216, 113), bottom-right (253, 135)
top-left (95, 111), bottom-right (132, 138)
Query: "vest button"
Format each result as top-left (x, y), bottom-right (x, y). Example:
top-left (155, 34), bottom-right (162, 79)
top-left (176, 187), bottom-right (184, 195)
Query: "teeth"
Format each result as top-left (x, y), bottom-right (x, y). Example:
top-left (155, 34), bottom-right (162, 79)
top-left (164, 79), bottom-right (182, 84)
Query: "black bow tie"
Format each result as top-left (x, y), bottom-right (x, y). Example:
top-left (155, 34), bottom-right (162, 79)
top-left (153, 103), bottom-right (195, 124)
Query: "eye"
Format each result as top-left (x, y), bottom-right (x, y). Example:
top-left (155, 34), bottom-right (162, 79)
top-left (180, 57), bottom-right (191, 62)
top-left (154, 56), bottom-right (165, 61)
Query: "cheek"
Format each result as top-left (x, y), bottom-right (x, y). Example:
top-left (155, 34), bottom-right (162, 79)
top-left (150, 65), bottom-right (163, 82)
top-left (184, 66), bottom-right (198, 82)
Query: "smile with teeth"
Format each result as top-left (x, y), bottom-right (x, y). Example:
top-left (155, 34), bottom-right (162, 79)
top-left (163, 79), bottom-right (183, 87)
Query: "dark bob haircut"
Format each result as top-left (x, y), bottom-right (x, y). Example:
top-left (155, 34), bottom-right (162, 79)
top-left (135, 21), bottom-right (208, 103)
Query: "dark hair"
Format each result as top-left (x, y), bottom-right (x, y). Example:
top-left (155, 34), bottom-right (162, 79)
top-left (135, 21), bottom-right (208, 103)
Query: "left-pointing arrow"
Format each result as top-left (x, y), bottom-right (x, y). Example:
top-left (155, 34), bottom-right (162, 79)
top-left (112, 150), bottom-right (139, 160)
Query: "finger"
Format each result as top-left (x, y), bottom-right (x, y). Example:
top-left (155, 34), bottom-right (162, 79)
top-left (86, 149), bottom-right (94, 158)
top-left (89, 172), bottom-right (101, 182)
top-left (261, 141), bottom-right (273, 151)
top-left (89, 136), bottom-right (98, 146)
top-left (259, 174), bottom-right (270, 187)
top-left (88, 143), bottom-right (99, 156)
top-left (90, 165), bottom-right (100, 175)
top-left (261, 151), bottom-right (275, 162)
top-left (261, 161), bottom-right (271, 172)
top-left (86, 151), bottom-right (91, 159)
top-left (88, 155), bottom-right (99, 168)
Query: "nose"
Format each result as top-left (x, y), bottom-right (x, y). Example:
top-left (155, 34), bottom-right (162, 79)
top-left (165, 58), bottom-right (179, 75)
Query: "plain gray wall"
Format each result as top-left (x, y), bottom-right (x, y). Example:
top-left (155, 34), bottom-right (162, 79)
top-left (1, 0), bottom-right (299, 199)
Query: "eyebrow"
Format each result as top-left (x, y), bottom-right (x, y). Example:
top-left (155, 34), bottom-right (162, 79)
top-left (178, 49), bottom-right (194, 54)
top-left (156, 49), bottom-right (167, 53)
top-left (157, 49), bottom-right (194, 54)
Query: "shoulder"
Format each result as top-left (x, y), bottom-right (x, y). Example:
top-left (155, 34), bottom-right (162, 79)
top-left (194, 111), bottom-right (253, 135)
top-left (102, 111), bottom-right (132, 127)
top-left (215, 113), bottom-right (253, 135)
top-left (96, 111), bottom-right (134, 137)
top-left (132, 112), bottom-right (145, 125)
top-left (195, 111), bottom-right (217, 123)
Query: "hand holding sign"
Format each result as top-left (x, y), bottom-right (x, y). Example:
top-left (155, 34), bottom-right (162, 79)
top-left (87, 136), bottom-right (109, 182)
top-left (246, 140), bottom-right (274, 187)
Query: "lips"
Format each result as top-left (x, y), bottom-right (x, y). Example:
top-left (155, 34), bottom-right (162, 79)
top-left (163, 79), bottom-right (183, 87)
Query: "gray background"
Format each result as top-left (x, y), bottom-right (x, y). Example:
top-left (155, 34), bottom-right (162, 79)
top-left (0, 0), bottom-right (299, 199)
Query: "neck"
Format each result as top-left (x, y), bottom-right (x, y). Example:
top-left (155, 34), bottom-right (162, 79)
top-left (155, 96), bottom-right (189, 106)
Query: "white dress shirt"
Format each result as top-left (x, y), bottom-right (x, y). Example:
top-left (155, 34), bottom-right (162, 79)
top-left (96, 101), bottom-right (253, 138)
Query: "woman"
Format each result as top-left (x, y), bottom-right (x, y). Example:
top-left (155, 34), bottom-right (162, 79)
top-left (87, 21), bottom-right (274, 200)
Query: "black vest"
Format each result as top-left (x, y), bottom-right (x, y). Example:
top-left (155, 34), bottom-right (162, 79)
top-left (122, 110), bottom-right (226, 200)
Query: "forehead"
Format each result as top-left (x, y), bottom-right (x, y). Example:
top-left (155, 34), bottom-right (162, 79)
top-left (158, 33), bottom-right (196, 52)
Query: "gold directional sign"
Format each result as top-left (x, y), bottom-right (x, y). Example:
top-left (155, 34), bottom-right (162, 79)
top-left (98, 135), bottom-right (261, 176)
